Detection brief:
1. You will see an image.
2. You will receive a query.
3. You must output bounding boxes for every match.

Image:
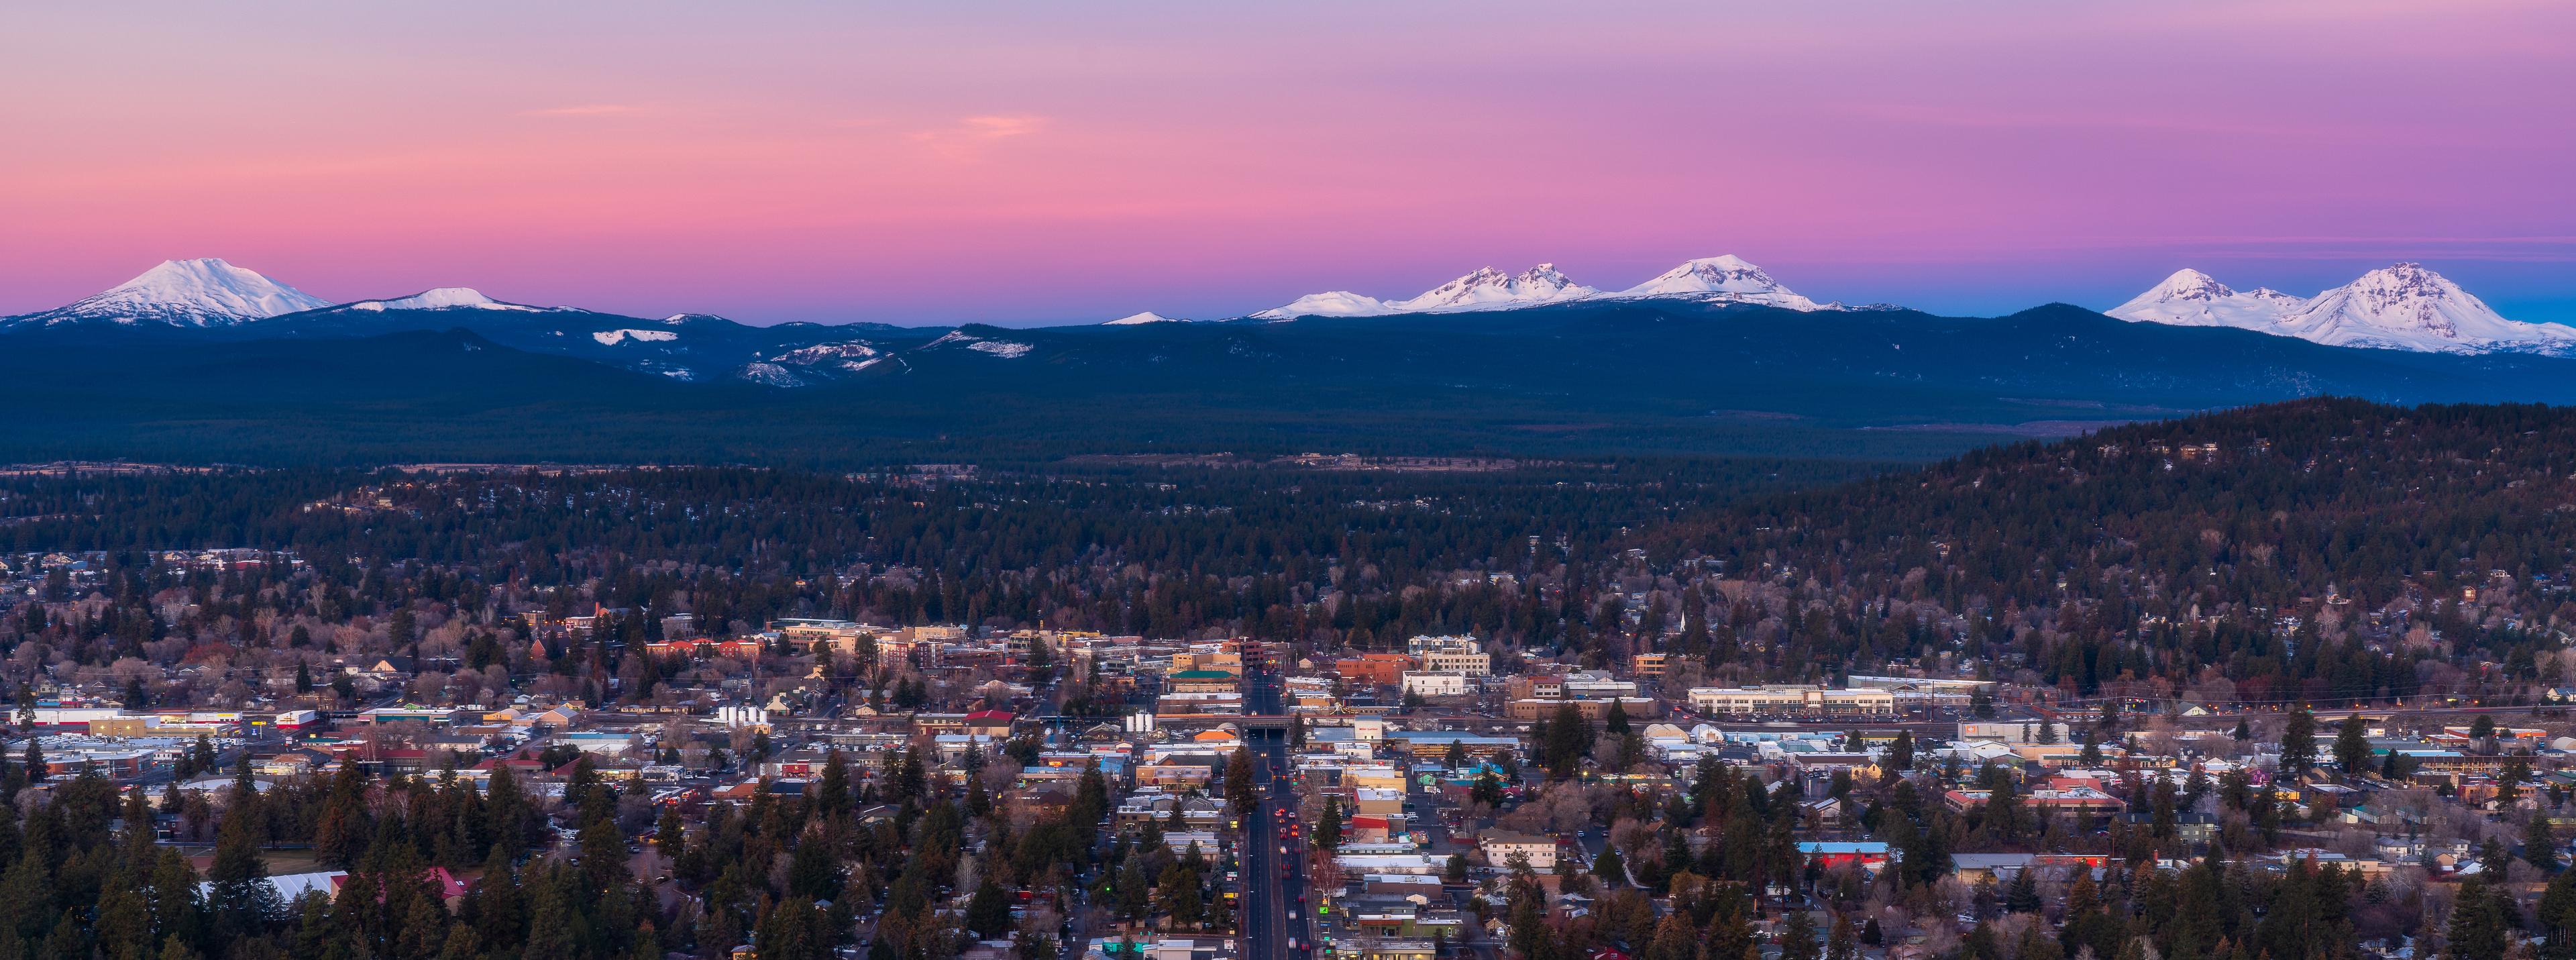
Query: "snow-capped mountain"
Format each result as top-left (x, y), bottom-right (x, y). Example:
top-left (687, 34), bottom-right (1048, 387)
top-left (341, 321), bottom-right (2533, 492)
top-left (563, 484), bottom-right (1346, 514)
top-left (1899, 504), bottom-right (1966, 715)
top-left (1252, 264), bottom-right (1596, 319)
top-left (1104, 311), bottom-right (1187, 325)
top-left (2106, 269), bottom-right (2306, 331)
top-left (1396, 264), bottom-right (1597, 313)
top-left (1249, 290), bottom-right (1399, 320)
top-left (2110, 263), bottom-right (2576, 355)
top-left (1607, 255), bottom-right (1823, 311)
top-left (2279, 263), bottom-right (2576, 354)
top-left (3, 258), bottom-right (330, 327)
top-left (1248, 256), bottom-right (1841, 320)
top-left (347, 287), bottom-right (544, 313)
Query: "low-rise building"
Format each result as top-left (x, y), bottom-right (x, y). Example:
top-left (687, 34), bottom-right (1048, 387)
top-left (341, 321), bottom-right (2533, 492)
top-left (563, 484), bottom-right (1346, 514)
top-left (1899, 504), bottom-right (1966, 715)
top-left (1479, 831), bottom-right (1558, 871)
top-left (1686, 685), bottom-right (1896, 716)
top-left (1400, 672), bottom-right (1470, 698)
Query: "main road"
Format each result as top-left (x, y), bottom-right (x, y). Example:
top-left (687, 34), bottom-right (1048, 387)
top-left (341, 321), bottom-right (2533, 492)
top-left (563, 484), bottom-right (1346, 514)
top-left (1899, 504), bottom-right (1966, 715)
top-left (1239, 657), bottom-right (1309, 960)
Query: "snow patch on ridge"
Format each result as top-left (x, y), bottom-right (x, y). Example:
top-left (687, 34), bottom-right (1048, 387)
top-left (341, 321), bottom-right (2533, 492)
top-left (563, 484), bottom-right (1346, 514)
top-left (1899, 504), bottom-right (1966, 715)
top-left (927, 330), bottom-right (1036, 358)
top-left (592, 329), bottom-right (680, 345)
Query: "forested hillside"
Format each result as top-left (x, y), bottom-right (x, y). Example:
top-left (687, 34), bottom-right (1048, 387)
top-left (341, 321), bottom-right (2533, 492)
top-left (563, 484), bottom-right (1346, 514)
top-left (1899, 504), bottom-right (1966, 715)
top-left (1648, 398), bottom-right (2576, 704)
top-left (13, 300), bottom-right (2576, 465)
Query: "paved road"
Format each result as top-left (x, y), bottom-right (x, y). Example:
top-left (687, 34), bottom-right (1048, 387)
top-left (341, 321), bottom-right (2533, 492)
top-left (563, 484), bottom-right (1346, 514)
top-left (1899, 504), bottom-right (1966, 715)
top-left (1241, 663), bottom-right (1307, 960)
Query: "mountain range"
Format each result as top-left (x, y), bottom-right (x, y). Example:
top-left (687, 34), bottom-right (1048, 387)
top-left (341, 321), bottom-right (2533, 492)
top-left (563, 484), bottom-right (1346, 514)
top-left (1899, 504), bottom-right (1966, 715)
top-left (5, 254), bottom-right (2575, 466)
top-left (1239, 255), bottom-right (1872, 319)
top-left (2107, 263), bottom-right (2576, 355)
top-left (17, 255), bottom-right (2567, 369)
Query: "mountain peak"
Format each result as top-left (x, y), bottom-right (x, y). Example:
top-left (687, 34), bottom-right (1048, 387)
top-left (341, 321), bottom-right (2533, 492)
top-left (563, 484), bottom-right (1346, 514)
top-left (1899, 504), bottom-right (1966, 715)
top-left (2108, 268), bottom-right (2306, 331)
top-left (11, 257), bottom-right (331, 327)
top-left (1104, 311), bottom-right (1187, 325)
top-left (2145, 268), bottom-right (2235, 301)
top-left (347, 287), bottom-right (541, 313)
top-left (2277, 262), bottom-right (2574, 352)
top-left (1395, 263), bottom-right (1596, 312)
top-left (1249, 290), bottom-right (1397, 321)
top-left (1611, 254), bottom-right (1822, 310)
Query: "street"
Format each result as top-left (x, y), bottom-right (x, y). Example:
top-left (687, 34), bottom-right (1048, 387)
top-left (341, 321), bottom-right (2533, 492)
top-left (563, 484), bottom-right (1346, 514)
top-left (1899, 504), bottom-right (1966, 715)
top-left (1240, 660), bottom-right (1308, 960)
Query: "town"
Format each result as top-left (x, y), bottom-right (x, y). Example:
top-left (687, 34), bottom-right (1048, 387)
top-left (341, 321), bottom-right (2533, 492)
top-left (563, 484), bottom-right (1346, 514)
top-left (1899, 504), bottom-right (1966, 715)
top-left (12, 611), bottom-right (2575, 960)
top-left (2, 409), bottom-right (2574, 960)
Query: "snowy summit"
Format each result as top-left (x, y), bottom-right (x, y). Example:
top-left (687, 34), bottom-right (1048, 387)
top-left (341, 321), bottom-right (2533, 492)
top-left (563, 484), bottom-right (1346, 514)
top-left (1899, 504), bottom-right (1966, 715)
top-left (1104, 311), bottom-right (1188, 325)
top-left (2110, 263), bottom-right (2576, 355)
top-left (346, 287), bottom-right (542, 313)
top-left (2106, 269), bottom-right (2306, 330)
top-left (1608, 254), bottom-right (1823, 310)
top-left (1250, 255), bottom-right (1839, 320)
top-left (4, 258), bottom-right (329, 327)
top-left (1395, 264), bottom-right (1597, 313)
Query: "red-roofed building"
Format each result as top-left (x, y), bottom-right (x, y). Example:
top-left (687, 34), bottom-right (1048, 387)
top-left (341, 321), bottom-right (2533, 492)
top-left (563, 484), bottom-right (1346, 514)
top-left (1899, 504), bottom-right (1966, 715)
top-left (470, 753), bottom-right (552, 782)
top-left (963, 710), bottom-right (1015, 737)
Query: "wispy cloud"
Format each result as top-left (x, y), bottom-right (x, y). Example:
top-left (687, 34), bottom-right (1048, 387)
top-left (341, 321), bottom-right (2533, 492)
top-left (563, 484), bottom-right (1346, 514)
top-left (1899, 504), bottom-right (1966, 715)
top-left (518, 104), bottom-right (650, 118)
top-left (909, 115), bottom-right (1049, 160)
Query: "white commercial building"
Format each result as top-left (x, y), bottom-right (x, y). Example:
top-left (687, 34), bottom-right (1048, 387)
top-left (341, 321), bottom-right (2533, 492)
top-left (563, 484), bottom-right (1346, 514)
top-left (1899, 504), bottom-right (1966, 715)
top-left (1400, 671), bottom-right (1470, 698)
top-left (1686, 685), bottom-right (1896, 716)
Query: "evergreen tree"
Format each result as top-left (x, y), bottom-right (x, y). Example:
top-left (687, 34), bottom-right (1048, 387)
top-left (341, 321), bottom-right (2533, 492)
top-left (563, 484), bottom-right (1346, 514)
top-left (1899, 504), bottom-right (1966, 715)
top-left (207, 800), bottom-right (279, 940)
top-left (1316, 797), bottom-right (1343, 851)
top-left (2004, 867), bottom-right (2041, 912)
top-left (2280, 709), bottom-right (2317, 775)
top-left (1224, 747), bottom-right (1256, 812)
top-left (2333, 714), bottom-right (2370, 779)
top-left (2445, 877), bottom-right (2510, 960)
top-left (818, 748), bottom-right (852, 815)
top-left (2480, 836), bottom-right (2514, 878)
top-left (1827, 913), bottom-right (1860, 960)
top-left (1154, 863), bottom-right (1204, 930)
top-left (1114, 859), bottom-right (1151, 922)
top-left (1592, 844), bottom-right (1625, 886)
top-left (2538, 869), bottom-right (2576, 960)
top-left (1884, 730), bottom-right (1914, 780)
top-left (965, 880), bottom-right (1013, 940)
top-left (1779, 910), bottom-right (1822, 960)
top-left (2503, 758), bottom-right (2533, 809)
top-left (1545, 702), bottom-right (1589, 779)
top-left (1644, 911), bottom-right (1697, 960)
top-left (787, 837), bottom-right (842, 901)
top-left (2528, 814), bottom-right (2562, 872)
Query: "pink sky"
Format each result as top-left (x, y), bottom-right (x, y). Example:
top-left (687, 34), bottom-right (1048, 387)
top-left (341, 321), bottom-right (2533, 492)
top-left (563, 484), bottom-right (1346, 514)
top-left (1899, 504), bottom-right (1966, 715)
top-left (2, 1), bottom-right (2570, 325)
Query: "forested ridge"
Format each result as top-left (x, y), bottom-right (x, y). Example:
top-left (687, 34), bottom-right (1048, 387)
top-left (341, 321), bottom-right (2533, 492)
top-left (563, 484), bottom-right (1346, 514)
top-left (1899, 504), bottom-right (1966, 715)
top-left (7, 399), bottom-right (2576, 714)
top-left (1644, 399), bottom-right (2576, 704)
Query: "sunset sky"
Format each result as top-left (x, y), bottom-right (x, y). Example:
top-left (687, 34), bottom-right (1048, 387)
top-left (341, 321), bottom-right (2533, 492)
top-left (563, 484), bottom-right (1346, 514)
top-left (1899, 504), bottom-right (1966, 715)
top-left (3, 1), bottom-right (2570, 326)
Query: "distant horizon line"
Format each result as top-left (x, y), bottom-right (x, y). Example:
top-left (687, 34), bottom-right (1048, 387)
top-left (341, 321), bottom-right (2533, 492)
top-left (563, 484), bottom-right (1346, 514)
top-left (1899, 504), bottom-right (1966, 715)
top-left (9, 252), bottom-right (2560, 331)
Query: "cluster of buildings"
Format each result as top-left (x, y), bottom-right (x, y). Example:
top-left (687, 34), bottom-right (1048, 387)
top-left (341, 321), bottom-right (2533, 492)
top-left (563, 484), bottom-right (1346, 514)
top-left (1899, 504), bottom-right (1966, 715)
top-left (17, 613), bottom-right (2576, 960)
